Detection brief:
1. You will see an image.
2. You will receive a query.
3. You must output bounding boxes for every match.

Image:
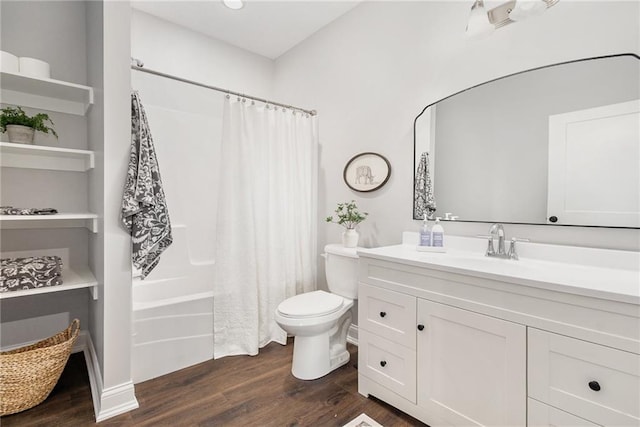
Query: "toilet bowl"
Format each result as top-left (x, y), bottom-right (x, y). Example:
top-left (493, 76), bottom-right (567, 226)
top-left (275, 244), bottom-right (359, 380)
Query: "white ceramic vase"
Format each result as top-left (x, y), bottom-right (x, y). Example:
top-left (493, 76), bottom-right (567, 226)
top-left (6, 125), bottom-right (35, 144)
top-left (342, 228), bottom-right (359, 248)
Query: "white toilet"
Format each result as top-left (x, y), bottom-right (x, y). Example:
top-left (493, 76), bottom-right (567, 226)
top-left (274, 244), bottom-right (359, 380)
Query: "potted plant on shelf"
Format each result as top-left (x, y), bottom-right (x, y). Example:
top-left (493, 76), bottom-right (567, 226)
top-left (0, 106), bottom-right (57, 145)
top-left (325, 200), bottom-right (368, 248)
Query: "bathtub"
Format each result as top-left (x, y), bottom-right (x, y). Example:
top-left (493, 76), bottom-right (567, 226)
top-left (132, 225), bottom-right (215, 384)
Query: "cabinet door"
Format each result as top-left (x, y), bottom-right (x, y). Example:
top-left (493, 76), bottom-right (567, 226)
top-left (417, 299), bottom-right (526, 427)
top-left (528, 398), bottom-right (600, 427)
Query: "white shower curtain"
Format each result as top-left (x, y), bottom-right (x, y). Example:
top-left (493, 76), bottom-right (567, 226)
top-left (214, 97), bottom-right (318, 358)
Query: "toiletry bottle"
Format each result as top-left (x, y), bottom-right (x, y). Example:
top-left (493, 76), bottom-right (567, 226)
top-left (432, 217), bottom-right (444, 247)
top-left (420, 214), bottom-right (431, 246)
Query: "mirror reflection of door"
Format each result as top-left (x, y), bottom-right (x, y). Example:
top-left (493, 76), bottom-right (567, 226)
top-left (413, 54), bottom-right (640, 228)
top-left (547, 100), bottom-right (640, 227)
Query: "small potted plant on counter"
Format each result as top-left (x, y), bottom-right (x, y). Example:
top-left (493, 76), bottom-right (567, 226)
top-left (0, 106), bottom-right (57, 144)
top-left (325, 200), bottom-right (368, 248)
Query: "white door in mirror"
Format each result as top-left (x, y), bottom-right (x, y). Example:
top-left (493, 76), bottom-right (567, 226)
top-left (547, 99), bottom-right (640, 227)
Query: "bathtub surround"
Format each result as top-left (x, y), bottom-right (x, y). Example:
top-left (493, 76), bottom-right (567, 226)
top-left (129, 9), bottom-right (276, 382)
top-left (214, 96), bottom-right (318, 358)
top-left (121, 91), bottom-right (172, 279)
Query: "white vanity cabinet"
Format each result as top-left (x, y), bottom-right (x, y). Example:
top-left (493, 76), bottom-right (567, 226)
top-left (356, 248), bottom-right (640, 427)
top-left (358, 282), bottom-right (526, 427)
top-left (417, 299), bottom-right (526, 427)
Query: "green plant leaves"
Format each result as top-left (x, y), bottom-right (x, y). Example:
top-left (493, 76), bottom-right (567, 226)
top-left (325, 200), bottom-right (368, 229)
top-left (0, 106), bottom-right (58, 137)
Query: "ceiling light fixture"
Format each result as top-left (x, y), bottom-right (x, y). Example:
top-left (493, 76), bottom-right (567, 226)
top-left (466, 0), bottom-right (495, 39)
top-left (466, 0), bottom-right (559, 37)
top-left (509, 0), bottom-right (548, 21)
top-left (223, 0), bottom-right (244, 10)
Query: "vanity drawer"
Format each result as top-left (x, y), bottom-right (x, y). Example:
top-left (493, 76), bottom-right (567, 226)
top-left (528, 398), bottom-right (599, 427)
top-left (358, 283), bottom-right (416, 349)
top-left (359, 330), bottom-right (416, 403)
top-left (528, 328), bottom-right (640, 427)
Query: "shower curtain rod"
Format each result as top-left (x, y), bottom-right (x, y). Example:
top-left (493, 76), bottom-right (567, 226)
top-left (130, 64), bottom-right (317, 116)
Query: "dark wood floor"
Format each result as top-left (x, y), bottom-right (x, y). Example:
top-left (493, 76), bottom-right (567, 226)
top-left (1, 339), bottom-right (427, 426)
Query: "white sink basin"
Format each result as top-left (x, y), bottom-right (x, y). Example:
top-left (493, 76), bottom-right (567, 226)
top-left (357, 238), bottom-right (640, 305)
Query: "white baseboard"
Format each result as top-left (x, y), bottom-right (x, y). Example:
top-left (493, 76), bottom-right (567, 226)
top-left (73, 331), bottom-right (139, 422)
top-left (95, 381), bottom-right (139, 422)
top-left (347, 323), bottom-right (358, 346)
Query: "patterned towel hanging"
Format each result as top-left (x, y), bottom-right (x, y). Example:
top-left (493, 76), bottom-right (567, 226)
top-left (414, 151), bottom-right (436, 219)
top-left (121, 92), bottom-right (172, 279)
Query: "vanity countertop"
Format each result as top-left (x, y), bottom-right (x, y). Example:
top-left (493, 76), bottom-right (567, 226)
top-left (357, 243), bottom-right (640, 305)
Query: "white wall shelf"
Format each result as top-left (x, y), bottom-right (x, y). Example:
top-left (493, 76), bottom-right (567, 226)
top-left (0, 213), bottom-right (99, 233)
top-left (0, 141), bottom-right (95, 171)
top-left (0, 265), bottom-right (98, 300)
top-left (0, 71), bottom-right (94, 116)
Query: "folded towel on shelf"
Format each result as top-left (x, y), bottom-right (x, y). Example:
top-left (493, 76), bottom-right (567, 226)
top-left (0, 206), bottom-right (58, 215)
top-left (0, 256), bottom-right (63, 292)
top-left (121, 91), bottom-right (172, 279)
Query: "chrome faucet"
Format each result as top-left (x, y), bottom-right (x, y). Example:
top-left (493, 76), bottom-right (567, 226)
top-left (486, 223), bottom-right (508, 258)
top-left (479, 223), bottom-right (529, 260)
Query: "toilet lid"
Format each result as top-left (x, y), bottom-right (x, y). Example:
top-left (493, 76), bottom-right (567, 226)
top-left (277, 290), bottom-right (344, 318)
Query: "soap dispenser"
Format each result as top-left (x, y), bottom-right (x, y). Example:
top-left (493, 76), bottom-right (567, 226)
top-left (432, 217), bottom-right (444, 247)
top-left (419, 213), bottom-right (431, 246)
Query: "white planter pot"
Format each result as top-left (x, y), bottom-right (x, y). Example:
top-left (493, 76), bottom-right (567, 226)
top-left (6, 125), bottom-right (35, 144)
top-left (341, 228), bottom-right (359, 248)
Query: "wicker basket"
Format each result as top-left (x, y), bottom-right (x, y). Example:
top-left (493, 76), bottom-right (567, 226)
top-left (0, 319), bottom-right (80, 416)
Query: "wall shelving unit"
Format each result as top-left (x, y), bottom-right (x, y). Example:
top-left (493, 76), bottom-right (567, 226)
top-left (0, 265), bottom-right (98, 300)
top-left (1, 72), bottom-right (98, 300)
top-left (0, 213), bottom-right (99, 233)
top-left (0, 71), bottom-right (94, 115)
top-left (0, 141), bottom-right (95, 171)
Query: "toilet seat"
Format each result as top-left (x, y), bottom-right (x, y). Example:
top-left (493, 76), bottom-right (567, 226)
top-left (277, 290), bottom-right (344, 318)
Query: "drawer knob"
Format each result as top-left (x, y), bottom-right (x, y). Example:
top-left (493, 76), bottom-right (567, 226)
top-left (417, 324), bottom-right (425, 331)
top-left (380, 360), bottom-right (387, 367)
top-left (588, 381), bottom-right (601, 391)
top-left (379, 311), bottom-right (387, 318)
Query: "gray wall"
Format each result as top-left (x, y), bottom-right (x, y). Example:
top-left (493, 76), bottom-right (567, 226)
top-left (273, 1), bottom-right (640, 260)
top-left (273, 1), bottom-right (640, 325)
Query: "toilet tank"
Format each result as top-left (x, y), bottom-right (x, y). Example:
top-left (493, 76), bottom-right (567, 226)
top-left (324, 244), bottom-right (359, 299)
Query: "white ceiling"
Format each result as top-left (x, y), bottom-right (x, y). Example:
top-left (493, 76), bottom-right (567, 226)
top-left (131, 1), bottom-right (362, 60)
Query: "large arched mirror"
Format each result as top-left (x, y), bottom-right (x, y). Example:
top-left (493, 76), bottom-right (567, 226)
top-left (413, 53), bottom-right (640, 228)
